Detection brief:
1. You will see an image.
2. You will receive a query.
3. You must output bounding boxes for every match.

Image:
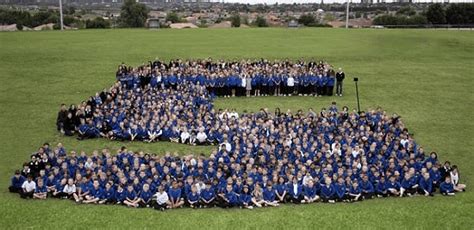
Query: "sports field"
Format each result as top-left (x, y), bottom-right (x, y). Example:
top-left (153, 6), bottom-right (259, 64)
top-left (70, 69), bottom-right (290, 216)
top-left (0, 28), bottom-right (473, 229)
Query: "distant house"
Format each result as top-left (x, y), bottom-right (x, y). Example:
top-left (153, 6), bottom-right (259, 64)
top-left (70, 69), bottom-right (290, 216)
top-left (209, 21), bottom-right (231, 28)
top-left (288, 20), bottom-right (299, 28)
top-left (169, 23), bottom-right (198, 29)
top-left (147, 19), bottom-right (160, 29)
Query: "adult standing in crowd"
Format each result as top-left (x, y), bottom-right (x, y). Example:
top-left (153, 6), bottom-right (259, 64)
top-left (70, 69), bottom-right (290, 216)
top-left (335, 68), bottom-right (345, 97)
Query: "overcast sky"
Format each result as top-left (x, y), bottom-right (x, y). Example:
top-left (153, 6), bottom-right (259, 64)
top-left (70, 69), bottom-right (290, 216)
top-left (221, 0), bottom-right (472, 4)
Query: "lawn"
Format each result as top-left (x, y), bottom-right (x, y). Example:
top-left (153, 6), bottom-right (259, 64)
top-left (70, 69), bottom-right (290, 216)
top-left (0, 28), bottom-right (473, 229)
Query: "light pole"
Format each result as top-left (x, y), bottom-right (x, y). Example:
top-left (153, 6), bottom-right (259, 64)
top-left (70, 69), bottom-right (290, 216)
top-left (345, 0), bottom-right (350, 29)
top-left (354, 77), bottom-right (361, 114)
top-left (59, 0), bottom-right (64, 30)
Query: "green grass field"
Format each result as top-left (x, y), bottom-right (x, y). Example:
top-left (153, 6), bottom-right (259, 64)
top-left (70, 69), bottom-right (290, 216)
top-left (0, 28), bottom-right (473, 229)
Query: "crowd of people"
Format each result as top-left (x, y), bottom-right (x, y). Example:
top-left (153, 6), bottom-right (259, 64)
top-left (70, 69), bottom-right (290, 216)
top-left (12, 58), bottom-right (464, 210)
top-left (56, 59), bottom-right (345, 141)
top-left (115, 58), bottom-right (346, 97)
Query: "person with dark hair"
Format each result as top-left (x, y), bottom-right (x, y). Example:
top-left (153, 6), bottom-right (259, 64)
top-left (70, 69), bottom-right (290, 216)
top-left (33, 179), bottom-right (47, 200)
top-left (9, 170), bottom-right (25, 193)
top-left (450, 165), bottom-right (466, 192)
top-left (327, 73), bottom-right (335, 96)
top-left (57, 104), bottom-right (68, 132)
top-left (440, 161), bottom-right (452, 180)
top-left (153, 185), bottom-right (169, 211)
top-left (440, 176), bottom-right (455, 196)
top-left (335, 67), bottom-right (345, 96)
top-left (20, 175), bottom-right (36, 199)
top-left (320, 177), bottom-right (336, 203)
top-left (418, 172), bottom-right (434, 196)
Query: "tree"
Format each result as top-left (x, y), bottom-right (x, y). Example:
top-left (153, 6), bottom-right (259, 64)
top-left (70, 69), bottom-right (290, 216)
top-left (426, 3), bottom-right (446, 24)
top-left (230, 14), bottom-right (241, 27)
top-left (242, 16), bottom-right (249, 25)
top-left (86, 17), bottom-right (111, 29)
top-left (63, 15), bottom-right (77, 26)
top-left (67, 6), bottom-right (76, 15)
top-left (396, 6), bottom-right (416, 16)
top-left (446, 3), bottom-right (474, 24)
top-left (298, 14), bottom-right (315, 26)
top-left (166, 12), bottom-right (181, 23)
top-left (254, 16), bottom-right (268, 27)
top-left (119, 0), bottom-right (149, 28)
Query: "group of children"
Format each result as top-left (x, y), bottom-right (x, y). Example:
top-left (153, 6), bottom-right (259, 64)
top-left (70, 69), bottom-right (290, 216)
top-left (17, 105), bottom-right (466, 210)
top-left (56, 59), bottom-right (345, 141)
top-left (38, 59), bottom-right (465, 211)
top-left (10, 144), bottom-right (465, 210)
top-left (115, 58), bottom-right (345, 98)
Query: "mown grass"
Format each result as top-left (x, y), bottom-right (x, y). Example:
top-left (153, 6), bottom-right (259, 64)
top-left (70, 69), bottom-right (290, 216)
top-left (0, 28), bottom-right (473, 229)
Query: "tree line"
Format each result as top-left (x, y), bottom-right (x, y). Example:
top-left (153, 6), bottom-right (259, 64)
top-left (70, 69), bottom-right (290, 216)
top-left (0, 0), bottom-right (148, 30)
top-left (374, 3), bottom-right (474, 26)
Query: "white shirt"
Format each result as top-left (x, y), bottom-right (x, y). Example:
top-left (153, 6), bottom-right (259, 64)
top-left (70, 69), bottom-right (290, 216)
top-left (450, 172), bottom-right (459, 185)
top-left (22, 180), bottom-right (36, 192)
top-left (352, 150), bottom-right (359, 158)
top-left (219, 142), bottom-right (232, 152)
top-left (63, 184), bottom-right (76, 193)
top-left (180, 131), bottom-right (190, 141)
top-left (302, 175), bottom-right (313, 186)
top-left (241, 78), bottom-right (246, 87)
top-left (287, 77), bottom-right (295, 87)
top-left (293, 183), bottom-right (298, 195)
top-left (228, 112), bottom-right (239, 119)
top-left (155, 192), bottom-right (169, 205)
top-left (196, 132), bottom-right (207, 142)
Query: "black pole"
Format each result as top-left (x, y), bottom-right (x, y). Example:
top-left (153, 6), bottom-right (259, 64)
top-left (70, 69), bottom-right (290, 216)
top-left (354, 77), bottom-right (360, 114)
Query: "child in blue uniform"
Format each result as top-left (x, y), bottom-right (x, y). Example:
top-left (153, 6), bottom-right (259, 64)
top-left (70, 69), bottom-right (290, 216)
top-left (418, 172), bottom-right (433, 196)
top-left (287, 177), bottom-right (303, 203)
top-left (262, 182), bottom-right (279, 207)
top-left (303, 179), bottom-right (319, 203)
top-left (187, 185), bottom-right (200, 208)
top-left (222, 184), bottom-right (239, 208)
top-left (33, 179), bottom-right (47, 199)
top-left (168, 180), bottom-right (185, 209)
top-left (239, 185), bottom-right (253, 209)
top-left (320, 177), bottom-right (336, 203)
top-left (83, 180), bottom-right (103, 204)
top-left (200, 181), bottom-right (216, 208)
top-left (348, 181), bottom-right (362, 202)
top-left (99, 182), bottom-right (116, 204)
top-left (9, 170), bottom-right (25, 193)
top-left (139, 183), bottom-right (153, 208)
top-left (386, 176), bottom-right (401, 197)
top-left (124, 184), bottom-right (140, 208)
top-left (334, 177), bottom-right (348, 202)
top-left (360, 175), bottom-right (375, 199)
top-left (439, 176), bottom-right (455, 196)
top-left (275, 177), bottom-right (287, 203)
